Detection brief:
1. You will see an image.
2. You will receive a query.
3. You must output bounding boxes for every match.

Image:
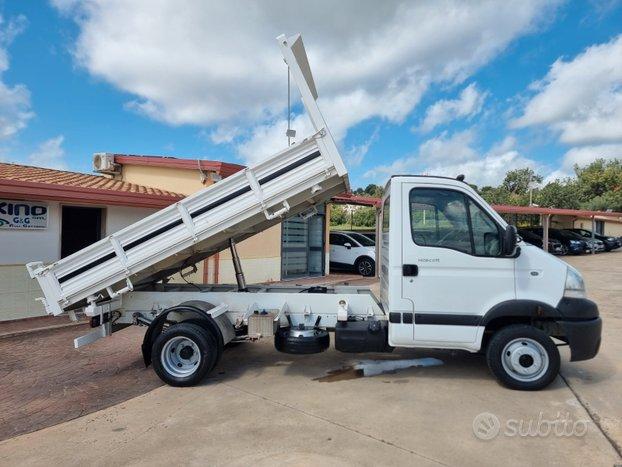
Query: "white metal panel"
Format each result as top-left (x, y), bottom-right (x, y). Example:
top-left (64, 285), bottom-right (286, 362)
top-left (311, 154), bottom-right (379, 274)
top-left (27, 33), bottom-right (349, 316)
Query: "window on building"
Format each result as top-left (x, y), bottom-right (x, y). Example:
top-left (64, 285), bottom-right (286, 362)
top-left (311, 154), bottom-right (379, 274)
top-left (61, 206), bottom-right (103, 258)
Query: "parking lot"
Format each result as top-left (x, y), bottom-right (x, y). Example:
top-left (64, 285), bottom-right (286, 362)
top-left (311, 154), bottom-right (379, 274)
top-left (0, 252), bottom-right (621, 466)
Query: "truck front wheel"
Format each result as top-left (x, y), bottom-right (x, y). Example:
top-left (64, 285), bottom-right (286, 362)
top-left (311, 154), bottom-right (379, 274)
top-left (152, 323), bottom-right (218, 386)
top-left (486, 325), bottom-right (560, 391)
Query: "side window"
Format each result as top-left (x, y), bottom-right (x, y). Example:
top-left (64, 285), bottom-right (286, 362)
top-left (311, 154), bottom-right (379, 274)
top-left (382, 196), bottom-right (390, 233)
top-left (468, 199), bottom-right (501, 256)
top-left (330, 233), bottom-right (347, 246)
top-left (409, 189), bottom-right (471, 254)
top-left (409, 188), bottom-right (502, 257)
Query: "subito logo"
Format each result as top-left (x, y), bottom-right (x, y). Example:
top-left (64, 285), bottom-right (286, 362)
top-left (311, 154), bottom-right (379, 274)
top-left (472, 412), bottom-right (501, 440)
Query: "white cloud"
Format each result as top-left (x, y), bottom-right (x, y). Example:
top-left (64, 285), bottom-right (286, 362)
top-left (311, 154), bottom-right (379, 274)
top-left (27, 136), bottom-right (68, 170)
top-left (418, 83), bottom-right (487, 132)
top-left (53, 0), bottom-right (557, 164)
top-left (0, 15), bottom-right (33, 140)
top-left (561, 143), bottom-right (622, 172)
top-left (418, 129), bottom-right (478, 163)
top-left (365, 131), bottom-right (538, 187)
top-left (512, 34), bottom-right (622, 146)
top-left (345, 127), bottom-right (379, 168)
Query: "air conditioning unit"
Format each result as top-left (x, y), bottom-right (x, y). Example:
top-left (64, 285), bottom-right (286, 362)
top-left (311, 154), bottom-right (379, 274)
top-left (93, 153), bottom-right (120, 174)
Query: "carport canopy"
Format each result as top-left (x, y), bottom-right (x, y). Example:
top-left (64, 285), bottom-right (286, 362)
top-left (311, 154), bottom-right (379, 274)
top-left (493, 205), bottom-right (622, 252)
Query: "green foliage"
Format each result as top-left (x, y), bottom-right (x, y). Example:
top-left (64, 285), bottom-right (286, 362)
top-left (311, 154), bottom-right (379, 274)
top-left (574, 159), bottom-right (622, 202)
top-left (330, 204), bottom-right (348, 225)
top-left (353, 183), bottom-right (384, 198)
top-left (501, 168), bottom-right (543, 195)
top-left (478, 158), bottom-right (622, 212)
top-left (535, 179), bottom-right (580, 209)
top-left (352, 207), bottom-right (376, 227)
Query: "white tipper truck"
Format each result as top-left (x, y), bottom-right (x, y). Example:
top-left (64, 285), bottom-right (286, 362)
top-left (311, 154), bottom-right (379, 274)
top-left (27, 34), bottom-right (601, 391)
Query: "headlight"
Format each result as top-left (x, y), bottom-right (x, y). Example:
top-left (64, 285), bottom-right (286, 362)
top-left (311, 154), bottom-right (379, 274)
top-left (569, 240), bottom-right (580, 245)
top-left (564, 266), bottom-right (586, 298)
top-left (608, 237), bottom-right (615, 241)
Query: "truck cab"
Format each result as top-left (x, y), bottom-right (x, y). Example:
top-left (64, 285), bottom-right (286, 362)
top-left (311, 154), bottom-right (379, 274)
top-left (378, 176), bottom-right (601, 389)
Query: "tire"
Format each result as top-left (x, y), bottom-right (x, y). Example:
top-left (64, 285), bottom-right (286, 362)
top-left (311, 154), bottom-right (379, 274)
top-left (355, 256), bottom-right (375, 277)
top-left (152, 323), bottom-right (218, 387)
top-left (274, 327), bottom-right (330, 354)
top-left (486, 324), bottom-right (560, 391)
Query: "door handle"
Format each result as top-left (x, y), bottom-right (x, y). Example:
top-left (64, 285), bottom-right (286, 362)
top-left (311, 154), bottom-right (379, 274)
top-left (402, 264), bottom-right (418, 276)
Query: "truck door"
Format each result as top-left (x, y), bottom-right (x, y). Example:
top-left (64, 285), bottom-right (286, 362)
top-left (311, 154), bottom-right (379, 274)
top-left (399, 184), bottom-right (515, 346)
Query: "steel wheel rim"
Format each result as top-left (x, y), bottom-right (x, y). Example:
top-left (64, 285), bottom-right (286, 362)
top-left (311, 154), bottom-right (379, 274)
top-left (501, 337), bottom-right (549, 383)
top-left (161, 336), bottom-right (201, 377)
top-left (358, 260), bottom-right (372, 275)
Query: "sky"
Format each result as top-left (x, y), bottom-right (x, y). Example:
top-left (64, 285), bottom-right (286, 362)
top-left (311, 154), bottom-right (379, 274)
top-left (0, 0), bottom-right (621, 189)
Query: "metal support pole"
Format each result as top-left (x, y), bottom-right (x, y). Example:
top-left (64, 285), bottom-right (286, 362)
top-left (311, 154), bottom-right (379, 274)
top-left (229, 238), bottom-right (247, 291)
top-left (375, 207), bottom-right (381, 279)
top-left (542, 214), bottom-right (550, 253)
top-left (592, 216), bottom-right (596, 255)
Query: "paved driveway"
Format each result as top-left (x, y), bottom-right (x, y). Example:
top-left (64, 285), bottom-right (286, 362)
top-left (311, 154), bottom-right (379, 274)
top-left (0, 252), bottom-right (621, 465)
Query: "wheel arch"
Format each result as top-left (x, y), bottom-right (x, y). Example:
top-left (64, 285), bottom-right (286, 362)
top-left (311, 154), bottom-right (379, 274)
top-left (142, 302), bottom-right (225, 367)
top-left (479, 299), bottom-right (562, 349)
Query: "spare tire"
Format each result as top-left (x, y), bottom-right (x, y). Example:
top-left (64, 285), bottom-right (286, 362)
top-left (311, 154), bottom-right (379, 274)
top-left (274, 327), bottom-right (330, 354)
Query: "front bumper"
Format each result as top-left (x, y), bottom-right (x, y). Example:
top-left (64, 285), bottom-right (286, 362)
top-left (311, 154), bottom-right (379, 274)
top-left (560, 318), bottom-right (602, 361)
top-left (556, 297), bottom-right (602, 361)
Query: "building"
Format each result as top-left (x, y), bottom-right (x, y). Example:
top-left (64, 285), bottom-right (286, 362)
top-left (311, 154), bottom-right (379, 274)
top-left (0, 155), bottom-right (332, 322)
top-left (0, 162), bottom-right (183, 321)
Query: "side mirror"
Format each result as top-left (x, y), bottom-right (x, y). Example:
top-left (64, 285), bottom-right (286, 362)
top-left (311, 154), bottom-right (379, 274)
top-left (344, 242), bottom-right (352, 250)
top-left (502, 225), bottom-right (518, 256)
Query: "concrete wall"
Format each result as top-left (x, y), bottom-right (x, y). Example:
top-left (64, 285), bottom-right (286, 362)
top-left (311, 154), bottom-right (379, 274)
top-left (574, 217), bottom-right (622, 236)
top-left (1, 202), bottom-right (157, 321)
top-left (118, 163), bottom-right (282, 284)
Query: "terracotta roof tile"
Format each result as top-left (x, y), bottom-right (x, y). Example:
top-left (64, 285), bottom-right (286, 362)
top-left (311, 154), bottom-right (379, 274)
top-left (0, 162), bottom-right (184, 198)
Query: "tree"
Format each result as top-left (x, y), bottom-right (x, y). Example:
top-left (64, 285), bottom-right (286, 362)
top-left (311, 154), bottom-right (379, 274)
top-left (479, 185), bottom-right (512, 205)
top-left (535, 179), bottom-right (580, 209)
top-left (501, 168), bottom-right (543, 196)
top-left (575, 159), bottom-right (622, 206)
top-left (353, 184), bottom-right (384, 198)
top-left (330, 204), bottom-right (348, 226)
top-left (352, 207), bottom-right (376, 227)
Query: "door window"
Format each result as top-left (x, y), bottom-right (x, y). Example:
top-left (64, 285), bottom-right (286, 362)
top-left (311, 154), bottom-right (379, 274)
top-left (468, 199), bottom-right (501, 256)
top-left (330, 233), bottom-right (349, 246)
top-left (409, 188), bottom-right (501, 256)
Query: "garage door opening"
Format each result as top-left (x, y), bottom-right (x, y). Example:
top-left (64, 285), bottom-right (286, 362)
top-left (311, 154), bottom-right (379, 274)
top-left (61, 206), bottom-right (103, 258)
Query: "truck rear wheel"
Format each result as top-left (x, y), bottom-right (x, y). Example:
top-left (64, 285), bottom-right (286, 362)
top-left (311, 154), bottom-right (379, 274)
top-left (486, 324), bottom-right (560, 391)
top-left (152, 323), bottom-right (218, 387)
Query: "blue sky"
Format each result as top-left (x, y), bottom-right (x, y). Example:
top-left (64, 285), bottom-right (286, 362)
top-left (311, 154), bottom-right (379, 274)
top-left (0, 1), bottom-right (621, 189)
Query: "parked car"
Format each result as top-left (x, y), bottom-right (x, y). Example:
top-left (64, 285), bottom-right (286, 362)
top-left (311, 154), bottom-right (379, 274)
top-left (329, 230), bottom-right (376, 276)
top-left (359, 232), bottom-right (376, 242)
top-left (517, 229), bottom-right (565, 255)
top-left (568, 228), bottom-right (622, 251)
top-left (526, 227), bottom-right (590, 255)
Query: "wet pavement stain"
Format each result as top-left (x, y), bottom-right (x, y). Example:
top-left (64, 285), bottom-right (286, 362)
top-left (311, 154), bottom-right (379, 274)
top-left (313, 366), bottom-right (363, 382)
top-left (314, 358), bottom-right (443, 382)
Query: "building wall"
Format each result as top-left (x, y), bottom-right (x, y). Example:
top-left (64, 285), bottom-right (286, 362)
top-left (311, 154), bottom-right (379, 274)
top-left (574, 217), bottom-right (622, 236)
top-left (118, 163), bottom-right (282, 284)
top-left (0, 202), bottom-right (157, 321)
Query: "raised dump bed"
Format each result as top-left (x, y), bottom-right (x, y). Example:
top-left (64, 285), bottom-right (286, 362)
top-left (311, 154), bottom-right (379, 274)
top-left (27, 34), bottom-right (349, 316)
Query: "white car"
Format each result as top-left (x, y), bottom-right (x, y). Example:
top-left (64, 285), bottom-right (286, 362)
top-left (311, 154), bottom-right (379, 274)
top-left (329, 231), bottom-right (376, 276)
